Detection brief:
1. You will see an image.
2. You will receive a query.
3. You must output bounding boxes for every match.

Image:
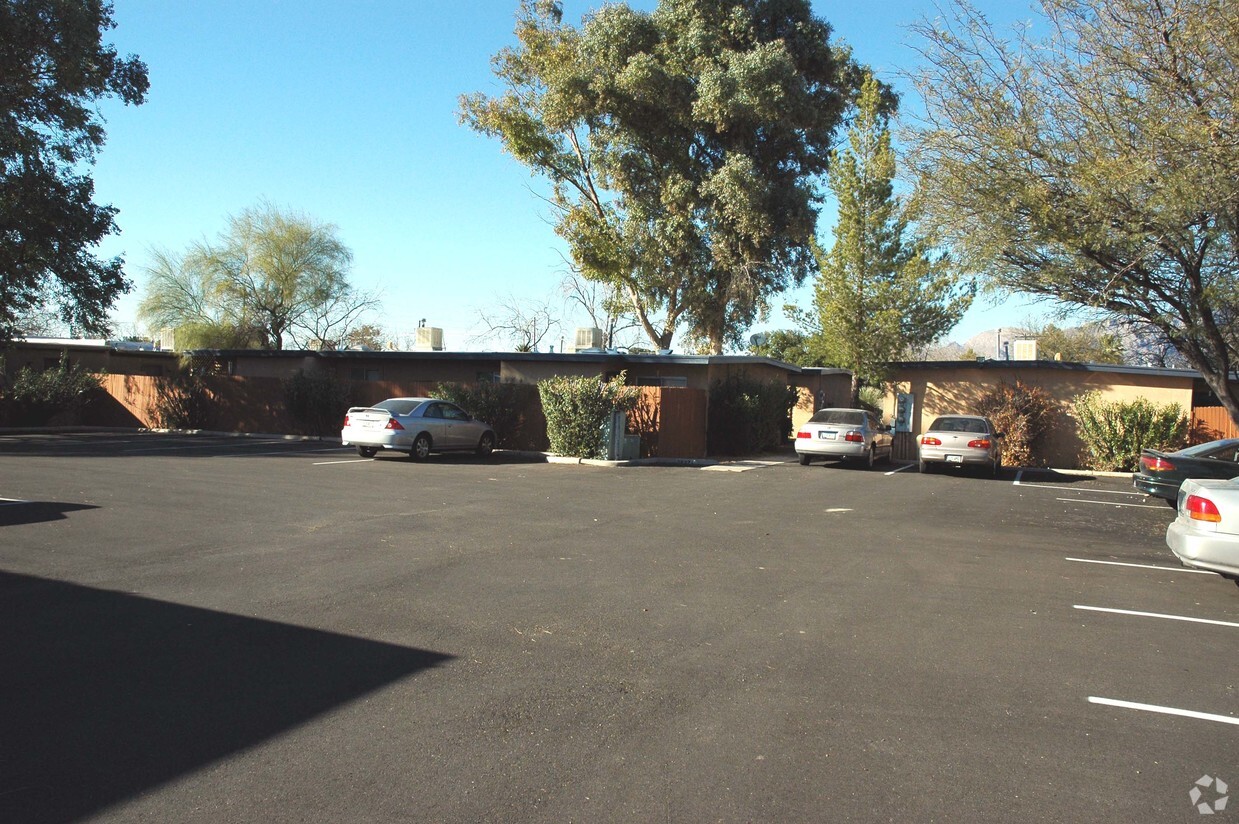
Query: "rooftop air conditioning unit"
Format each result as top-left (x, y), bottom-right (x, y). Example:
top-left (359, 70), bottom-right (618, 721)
top-left (1013, 339), bottom-right (1038, 361)
top-left (414, 326), bottom-right (445, 351)
top-left (573, 327), bottom-right (605, 352)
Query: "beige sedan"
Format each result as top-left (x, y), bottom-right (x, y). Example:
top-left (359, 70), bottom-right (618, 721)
top-left (918, 415), bottom-right (1003, 477)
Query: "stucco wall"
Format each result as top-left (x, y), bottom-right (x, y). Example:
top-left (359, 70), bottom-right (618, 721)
top-left (883, 364), bottom-right (1194, 468)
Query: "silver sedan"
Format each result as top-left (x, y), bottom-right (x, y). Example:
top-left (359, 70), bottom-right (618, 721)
top-left (918, 415), bottom-right (1003, 477)
top-left (1166, 477), bottom-right (1239, 583)
top-left (341, 397), bottom-right (496, 461)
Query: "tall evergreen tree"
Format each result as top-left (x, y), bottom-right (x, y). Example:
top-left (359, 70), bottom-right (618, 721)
top-left (794, 72), bottom-right (972, 405)
top-left (461, 0), bottom-right (861, 354)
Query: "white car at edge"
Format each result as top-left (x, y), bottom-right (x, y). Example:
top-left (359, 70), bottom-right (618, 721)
top-left (1166, 477), bottom-right (1239, 585)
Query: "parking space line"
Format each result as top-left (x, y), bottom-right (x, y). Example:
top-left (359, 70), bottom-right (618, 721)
top-left (1013, 474), bottom-right (1144, 497)
top-left (884, 464), bottom-right (915, 476)
top-left (1074, 604), bottom-right (1239, 629)
top-left (1055, 497), bottom-right (1167, 509)
top-left (1088, 697), bottom-right (1239, 726)
top-left (313, 458), bottom-right (374, 466)
top-left (1065, 557), bottom-right (1216, 575)
top-left (0, 497), bottom-right (30, 506)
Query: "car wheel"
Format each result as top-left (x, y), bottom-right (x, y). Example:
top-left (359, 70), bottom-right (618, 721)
top-left (798, 453), bottom-right (811, 466)
top-left (991, 454), bottom-right (1002, 479)
top-left (476, 432), bottom-right (495, 457)
top-left (864, 445), bottom-right (875, 469)
top-left (409, 433), bottom-right (432, 462)
top-left (918, 459), bottom-right (930, 473)
top-left (357, 446), bottom-right (378, 458)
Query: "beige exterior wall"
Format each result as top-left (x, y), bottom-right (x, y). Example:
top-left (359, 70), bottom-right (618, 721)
top-left (789, 370), bottom-right (855, 432)
top-left (883, 365), bottom-right (1194, 468)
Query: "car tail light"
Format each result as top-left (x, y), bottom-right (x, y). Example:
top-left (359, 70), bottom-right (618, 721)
top-left (1185, 494), bottom-right (1222, 523)
top-left (844, 430), bottom-right (864, 443)
top-left (342, 415), bottom-right (350, 427)
top-left (1140, 455), bottom-right (1174, 472)
top-left (385, 418), bottom-right (405, 431)
top-left (968, 438), bottom-right (992, 449)
top-left (796, 430), bottom-right (811, 439)
top-left (921, 436), bottom-right (941, 446)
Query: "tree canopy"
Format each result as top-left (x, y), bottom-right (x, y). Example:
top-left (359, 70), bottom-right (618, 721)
top-left (138, 203), bottom-right (379, 350)
top-left (794, 72), bottom-right (972, 403)
top-left (461, 0), bottom-right (862, 354)
top-left (908, 0), bottom-right (1239, 421)
top-left (0, 0), bottom-right (148, 341)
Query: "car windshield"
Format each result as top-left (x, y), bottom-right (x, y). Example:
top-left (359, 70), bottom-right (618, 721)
top-left (809, 409), bottom-right (865, 426)
top-left (928, 417), bottom-right (988, 434)
top-left (373, 399), bottom-right (423, 416)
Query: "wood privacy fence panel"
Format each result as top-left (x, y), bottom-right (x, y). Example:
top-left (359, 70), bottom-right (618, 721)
top-left (90, 374), bottom-right (710, 456)
top-left (95, 374), bottom-right (160, 428)
top-left (1192, 406), bottom-right (1239, 443)
top-left (629, 387), bottom-right (707, 458)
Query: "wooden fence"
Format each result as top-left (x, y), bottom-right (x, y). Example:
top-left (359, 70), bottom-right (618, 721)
top-left (85, 375), bottom-right (711, 458)
top-left (628, 387), bottom-right (708, 459)
top-left (1192, 406), bottom-right (1239, 443)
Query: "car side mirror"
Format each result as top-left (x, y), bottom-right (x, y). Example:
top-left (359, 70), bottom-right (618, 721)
top-left (994, 432), bottom-right (1005, 439)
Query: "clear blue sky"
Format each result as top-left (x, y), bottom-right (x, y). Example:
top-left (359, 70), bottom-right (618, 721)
top-left (94, 0), bottom-right (1049, 351)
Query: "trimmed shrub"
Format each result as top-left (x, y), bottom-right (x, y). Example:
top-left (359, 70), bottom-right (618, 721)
top-left (283, 369), bottom-right (351, 436)
top-left (434, 380), bottom-right (541, 449)
top-left (707, 374), bottom-right (799, 456)
top-left (538, 372), bottom-right (638, 459)
top-left (1073, 392), bottom-right (1187, 471)
top-left (974, 380), bottom-right (1057, 467)
top-left (6, 356), bottom-right (102, 425)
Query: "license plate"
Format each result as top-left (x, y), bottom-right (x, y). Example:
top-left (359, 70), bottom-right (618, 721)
top-left (362, 420), bottom-right (381, 429)
top-left (946, 454), bottom-right (962, 463)
top-left (819, 431), bottom-right (836, 440)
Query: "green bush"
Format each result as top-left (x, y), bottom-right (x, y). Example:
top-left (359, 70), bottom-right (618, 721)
top-left (434, 380), bottom-right (541, 449)
top-left (6, 356), bottom-right (102, 425)
top-left (538, 372), bottom-right (638, 458)
top-left (283, 369), bottom-right (351, 436)
top-left (151, 357), bottom-right (212, 429)
top-left (1073, 392), bottom-right (1187, 471)
top-left (974, 380), bottom-right (1057, 467)
top-left (707, 374), bottom-right (799, 456)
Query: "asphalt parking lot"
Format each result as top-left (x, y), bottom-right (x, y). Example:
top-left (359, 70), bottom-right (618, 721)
top-left (1, 431), bottom-right (1236, 822)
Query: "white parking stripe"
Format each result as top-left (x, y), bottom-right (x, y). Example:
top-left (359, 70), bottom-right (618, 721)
top-left (884, 464), bottom-right (915, 476)
top-left (1088, 697), bottom-right (1239, 726)
top-left (1065, 557), bottom-right (1216, 575)
top-left (1055, 497), bottom-right (1168, 509)
top-left (1014, 476), bottom-right (1144, 497)
top-left (0, 497), bottom-right (30, 506)
top-left (1074, 604), bottom-right (1239, 629)
top-left (313, 459), bottom-right (374, 466)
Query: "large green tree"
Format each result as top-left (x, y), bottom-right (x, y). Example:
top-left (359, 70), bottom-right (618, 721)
top-left (461, 0), bottom-right (860, 354)
top-left (138, 203), bottom-right (378, 350)
top-left (0, 0), bottom-right (148, 341)
top-left (908, 0), bottom-right (1239, 422)
top-left (794, 72), bottom-right (971, 405)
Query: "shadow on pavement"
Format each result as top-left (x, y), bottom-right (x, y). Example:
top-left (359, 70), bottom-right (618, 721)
top-left (0, 501), bottom-right (98, 527)
top-left (0, 571), bottom-right (452, 823)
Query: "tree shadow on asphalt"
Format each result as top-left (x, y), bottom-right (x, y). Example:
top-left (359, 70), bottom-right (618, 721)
top-left (0, 571), bottom-right (453, 823)
top-left (0, 501), bottom-right (98, 527)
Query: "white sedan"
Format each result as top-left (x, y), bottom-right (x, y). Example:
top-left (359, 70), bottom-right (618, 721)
top-left (918, 415), bottom-right (1003, 477)
top-left (341, 397), bottom-right (496, 461)
top-left (1166, 477), bottom-right (1239, 584)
